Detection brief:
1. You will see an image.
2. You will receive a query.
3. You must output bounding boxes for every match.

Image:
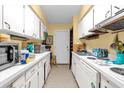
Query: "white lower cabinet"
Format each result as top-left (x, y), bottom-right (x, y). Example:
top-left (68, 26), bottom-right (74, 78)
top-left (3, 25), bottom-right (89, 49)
top-left (72, 53), bottom-right (99, 88)
top-left (26, 71), bottom-right (39, 88)
top-left (39, 61), bottom-right (44, 88)
top-left (75, 62), bottom-right (84, 87)
top-left (4, 53), bottom-right (51, 88)
top-left (44, 54), bottom-right (51, 81)
top-left (10, 74), bottom-right (25, 88)
top-left (100, 75), bottom-right (119, 88)
top-left (71, 54), bottom-right (76, 76)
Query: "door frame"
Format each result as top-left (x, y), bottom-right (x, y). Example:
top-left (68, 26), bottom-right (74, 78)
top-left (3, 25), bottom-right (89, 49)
top-left (54, 29), bottom-right (70, 64)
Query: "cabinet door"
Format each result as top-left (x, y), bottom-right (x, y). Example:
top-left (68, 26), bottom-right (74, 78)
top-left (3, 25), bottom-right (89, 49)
top-left (3, 5), bottom-right (24, 34)
top-left (24, 6), bottom-right (34, 37)
top-left (34, 14), bottom-right (40, 39)
top-left (0, 5), bottom-right (2, 29)
top-left (26, 72), bottom-right (39, 88)
top-left (71, 54), bottom-right (76, 76)
top-left (83, 7), bottom-right (94, 36)
top-left (75, 62), bottom-right (83, 87)
top-left (78, 17), bottom-right (84, 38)
top-left (39, 61), bottom-right (44, 88)
top-left (100, 75), bottom-right (119, 88)
top-left (45, 55), bottom-right (51, 80)
top-left (101, 78), bottom-right (113, 88)
top-left (94, 5), bottom-right (111, 26)
top-left (40, 22), bottom-right (44, 40)
top-left (78, 7), bottom-right (93, 38)
top-left (12, 75), bottom-right (25, 88)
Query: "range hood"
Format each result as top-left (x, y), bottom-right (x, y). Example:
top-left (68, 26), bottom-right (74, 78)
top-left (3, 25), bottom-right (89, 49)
top-left (90, 8), bottom-right (124, 33)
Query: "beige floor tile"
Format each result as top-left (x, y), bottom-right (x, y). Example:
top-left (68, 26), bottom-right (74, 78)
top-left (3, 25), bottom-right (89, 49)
top-left (44, 65), bottom-right (78, 88)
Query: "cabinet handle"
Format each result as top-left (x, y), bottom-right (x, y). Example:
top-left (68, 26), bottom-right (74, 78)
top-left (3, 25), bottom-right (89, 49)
top-left (91, 82), bottom-right (95, 88)
top-left (4, 22), bottom-right (11, 30)
top-left (105, 10), bottom-right (110, 18)
top-left (23, 29), bottom-right (25, 33)
top-left (106, 80), bottom-right (109, 83)
top-left (104, 86), bottom-right (107, 88)
top-left (31, 69), bottom-right (35, 74)
top-left (28, 81), bottom-right (31, 88)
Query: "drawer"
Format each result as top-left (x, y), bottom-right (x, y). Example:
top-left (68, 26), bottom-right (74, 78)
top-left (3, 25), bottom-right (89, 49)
top-left (26, 64), bottom-right (38, 80)
top-left (12, 74), bottom-right (25, 88)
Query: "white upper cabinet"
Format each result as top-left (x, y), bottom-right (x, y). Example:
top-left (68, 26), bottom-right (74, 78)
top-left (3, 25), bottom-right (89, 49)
top-left (33, 14), bottom-right (40, 39)
top-left (78, 18), bottom-right (84, 38)
top-left (3, 5), bottom-right (24, 34)
top-left (24, 6), bottom-right (34, 37)
top-left (83, 7), bottom-right (94, 36)
top-left (94, 5), bottom-right (111, 26)
top-left (0, 5), bottom-right (2, 29)
top-left (40, 22), bottom-right (44, 40)
top-left (40, 23), bottom-right (47, 40)
top-left (78, 7), bottom-right (94, 38)
top-left (112, 5), bottom-right (124, 16)
top-left (24, 6), bottom-right (40, 39)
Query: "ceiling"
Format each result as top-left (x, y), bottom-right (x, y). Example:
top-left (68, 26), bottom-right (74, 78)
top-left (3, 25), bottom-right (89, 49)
top-left (40, 5), bottom-right (82, 24)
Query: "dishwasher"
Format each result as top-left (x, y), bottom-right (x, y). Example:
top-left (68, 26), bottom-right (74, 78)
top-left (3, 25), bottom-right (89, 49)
top-left (77, 60), bottom-right (100, 88)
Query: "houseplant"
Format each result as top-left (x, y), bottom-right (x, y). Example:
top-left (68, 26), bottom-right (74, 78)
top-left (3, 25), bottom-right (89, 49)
top-left (110, 34), bottom-right (124, 64)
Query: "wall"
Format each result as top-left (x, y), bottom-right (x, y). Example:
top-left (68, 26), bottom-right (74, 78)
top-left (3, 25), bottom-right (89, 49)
top-left (30, 5), bottom-right (48, 27)
top-left (80, 32), bottom-right (124, 54)
top-left (73, 16), bottom-right (82, 52)
top-left (73, 5), bottom-right (92, 52)
top-left (48, 23), bottom-right (72, 55)
top-left (78, 5), bottom-right (93, 22)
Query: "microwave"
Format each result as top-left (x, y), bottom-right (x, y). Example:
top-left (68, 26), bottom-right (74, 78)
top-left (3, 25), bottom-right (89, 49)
top-left (0, 42), bottom-right (19, 71)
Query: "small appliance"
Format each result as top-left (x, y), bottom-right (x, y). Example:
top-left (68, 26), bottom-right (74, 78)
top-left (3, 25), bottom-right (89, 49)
top-left (92, 48), bottom-right (108, 58)
top-left (34, 45), bottom-right (41, 53)
top-left (0, 42), bottom-right (19, 71)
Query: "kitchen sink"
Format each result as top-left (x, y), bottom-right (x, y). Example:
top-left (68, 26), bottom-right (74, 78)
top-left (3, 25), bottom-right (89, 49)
top-left (110, 67), bottom-right (124, 76)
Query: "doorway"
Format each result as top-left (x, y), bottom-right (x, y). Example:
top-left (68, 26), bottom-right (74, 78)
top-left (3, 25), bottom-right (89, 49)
top-left (54, 30), bottom-right (70, 64)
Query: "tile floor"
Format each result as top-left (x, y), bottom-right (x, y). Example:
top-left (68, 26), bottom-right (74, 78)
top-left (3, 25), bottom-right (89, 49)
top-left (44, 65), bottom-right (78, 88)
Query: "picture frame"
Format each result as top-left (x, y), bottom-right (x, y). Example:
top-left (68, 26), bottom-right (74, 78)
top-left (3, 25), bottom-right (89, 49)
top-left (46, 35), bottom-right (53, 45)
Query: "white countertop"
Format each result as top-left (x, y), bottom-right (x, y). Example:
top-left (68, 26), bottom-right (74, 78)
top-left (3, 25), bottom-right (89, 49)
top-left (0, 51), bottom-right (51, 87)
top-left (72, 52), bottom-right (124, 88)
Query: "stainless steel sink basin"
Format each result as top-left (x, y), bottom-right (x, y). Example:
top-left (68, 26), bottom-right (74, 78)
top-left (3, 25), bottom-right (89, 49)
top-left (110, 67), bottom-right (124, 76)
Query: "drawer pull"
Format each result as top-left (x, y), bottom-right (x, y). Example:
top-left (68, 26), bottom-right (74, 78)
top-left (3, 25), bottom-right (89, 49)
top-left (31, 69), bottom-right (35, 74)
top-left (28, 81), bottom-right (31, 88)
top-left (91, 82), bottom-right (95, 88)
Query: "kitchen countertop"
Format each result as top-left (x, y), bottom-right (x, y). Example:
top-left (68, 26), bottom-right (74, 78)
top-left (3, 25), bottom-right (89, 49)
top-left (72, 52), bottom-right (124, 88)
top-left (0, 51), bottom-right (51, 87)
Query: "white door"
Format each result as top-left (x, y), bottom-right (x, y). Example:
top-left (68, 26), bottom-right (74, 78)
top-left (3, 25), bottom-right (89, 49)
top-left (3, 5), bottom-right (24, 33)
top-left (0, 5), bottom-right (2, 29)
top-left (54, 30), bottom-right (70, 64)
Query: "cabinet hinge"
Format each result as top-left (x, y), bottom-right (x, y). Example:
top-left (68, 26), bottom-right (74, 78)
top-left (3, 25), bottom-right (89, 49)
top-left (23, 29), bottom-right (25, 33)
